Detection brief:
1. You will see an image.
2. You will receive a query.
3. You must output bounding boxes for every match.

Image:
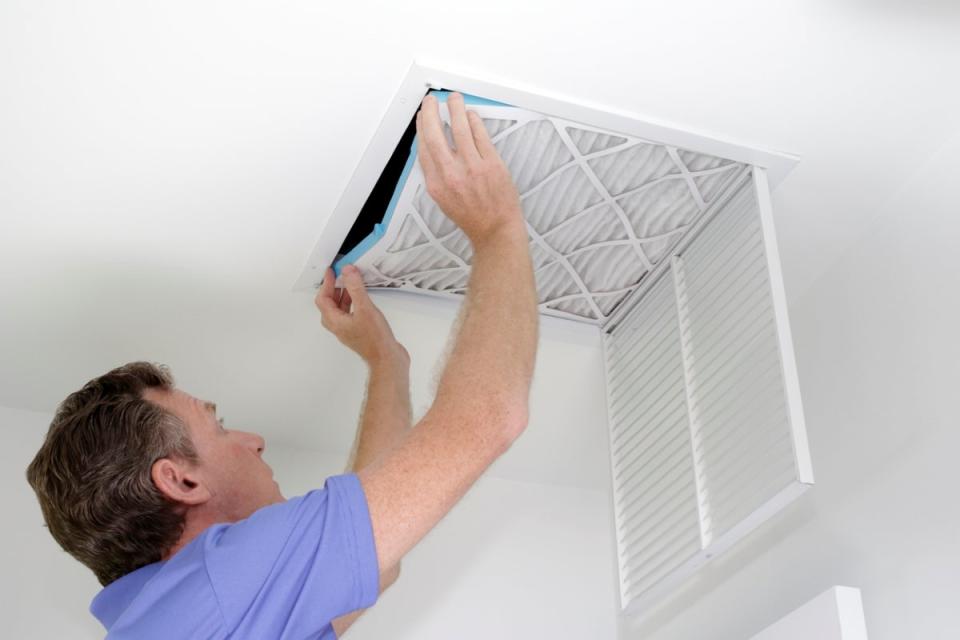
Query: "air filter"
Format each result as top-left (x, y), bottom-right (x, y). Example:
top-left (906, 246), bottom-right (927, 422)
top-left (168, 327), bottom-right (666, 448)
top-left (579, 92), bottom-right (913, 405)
top-left (331, 92), bottom-right (747, 324)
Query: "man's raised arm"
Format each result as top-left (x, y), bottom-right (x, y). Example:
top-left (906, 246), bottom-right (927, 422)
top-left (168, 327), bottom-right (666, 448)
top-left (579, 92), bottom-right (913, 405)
top-left (354, 91), bottom-right (539, 574)
top-left (315, 265), bottom-right (413, 473)
top-left (314, 266), bottom-right (413, 635)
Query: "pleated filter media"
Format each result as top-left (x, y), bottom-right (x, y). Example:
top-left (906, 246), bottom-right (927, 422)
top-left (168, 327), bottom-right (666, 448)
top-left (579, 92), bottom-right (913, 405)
top-left (298, 66), bottom-right (812, 619)
top-left (334, 92), bottom-right (746, 325)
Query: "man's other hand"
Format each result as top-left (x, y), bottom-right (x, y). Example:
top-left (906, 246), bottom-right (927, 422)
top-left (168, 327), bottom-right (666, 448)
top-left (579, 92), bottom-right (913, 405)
top-left (315, 265), bottom-right (409, 366)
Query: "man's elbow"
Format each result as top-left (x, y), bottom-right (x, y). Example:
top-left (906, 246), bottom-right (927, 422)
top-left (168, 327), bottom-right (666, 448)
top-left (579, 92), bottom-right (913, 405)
top-left (426, 396), bottom-right (530, 455)
top-left (380, 563), bottom-right (401, 592)
top-left (481, 399), bottom-right (531, 453)
top-left (499, 401), bottom-right (530, 446)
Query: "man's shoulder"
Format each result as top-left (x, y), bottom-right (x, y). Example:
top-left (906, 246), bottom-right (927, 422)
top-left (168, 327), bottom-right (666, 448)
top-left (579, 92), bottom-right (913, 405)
top-left (94, 543), bottom-right (224, 638)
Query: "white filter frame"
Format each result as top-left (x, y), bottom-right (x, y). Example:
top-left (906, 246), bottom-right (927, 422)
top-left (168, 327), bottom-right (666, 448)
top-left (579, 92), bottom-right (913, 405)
top-left (293, 61), bottom-right (799, 295)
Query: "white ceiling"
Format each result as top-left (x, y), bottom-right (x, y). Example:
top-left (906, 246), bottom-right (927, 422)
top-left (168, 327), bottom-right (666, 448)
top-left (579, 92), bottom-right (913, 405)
top-left (2, 1), bottom-right (959, 489)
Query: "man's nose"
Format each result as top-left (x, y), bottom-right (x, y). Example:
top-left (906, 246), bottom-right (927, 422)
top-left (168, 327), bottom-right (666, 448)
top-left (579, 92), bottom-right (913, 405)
top-left (243, 431), bottom-right (266, 454)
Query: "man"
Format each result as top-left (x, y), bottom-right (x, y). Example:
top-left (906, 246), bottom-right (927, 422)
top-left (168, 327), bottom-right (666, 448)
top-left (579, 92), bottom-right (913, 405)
top-left (25, 92), bottom-right (539, 638)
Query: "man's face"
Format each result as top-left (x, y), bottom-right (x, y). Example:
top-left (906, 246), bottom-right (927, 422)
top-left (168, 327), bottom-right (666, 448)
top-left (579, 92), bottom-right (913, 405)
top-left (145, 387), bottom-right (285, 521)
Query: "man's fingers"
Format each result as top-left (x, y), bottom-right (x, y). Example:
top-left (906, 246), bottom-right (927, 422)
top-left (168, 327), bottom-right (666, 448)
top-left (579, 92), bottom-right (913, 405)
top-left (447, 93), bottom-right (480, 161)
top-left (418, 94), bottom-right (454, 164)
top-left (467, 111), bottom-right (497, 159)
top-left (317, 292), bottom-right (347, 326)
top-left (315, 268), bottom-right (348, 324)
top-left (416, 113), bottom-right (441, 187)
top-left (315, 268), bottom-right (339, 310)
top-left (340, 265), bottom-right (371, 307)
top-left (338, 287), bottom-right (353, 312)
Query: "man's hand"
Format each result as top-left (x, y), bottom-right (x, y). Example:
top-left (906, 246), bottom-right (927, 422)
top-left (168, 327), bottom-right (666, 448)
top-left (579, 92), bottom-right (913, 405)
top-left (416, 92), bottom-right (525, 247)
top-left (315, 265), bottom-right (409, 366)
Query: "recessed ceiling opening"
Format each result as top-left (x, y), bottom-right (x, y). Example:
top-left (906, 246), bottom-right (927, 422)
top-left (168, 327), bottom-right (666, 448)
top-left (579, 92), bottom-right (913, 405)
top-left (295, 63), bottom-right (796, 330)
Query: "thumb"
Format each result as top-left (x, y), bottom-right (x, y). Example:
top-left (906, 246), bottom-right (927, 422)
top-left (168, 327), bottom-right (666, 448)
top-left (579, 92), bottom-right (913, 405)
top-left (340, 265), bottom-right (371, 307)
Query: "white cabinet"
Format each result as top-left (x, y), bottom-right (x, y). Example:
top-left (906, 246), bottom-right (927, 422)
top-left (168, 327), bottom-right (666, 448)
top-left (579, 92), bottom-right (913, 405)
top-left (752, 587), bottom-right (869, 640)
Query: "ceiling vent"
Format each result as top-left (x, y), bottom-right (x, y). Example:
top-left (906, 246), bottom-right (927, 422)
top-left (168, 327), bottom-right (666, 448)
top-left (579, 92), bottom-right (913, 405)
top-left (296, 62), bottom-right (813, 618)
top-left (327, 92), bottom-right (751, 324)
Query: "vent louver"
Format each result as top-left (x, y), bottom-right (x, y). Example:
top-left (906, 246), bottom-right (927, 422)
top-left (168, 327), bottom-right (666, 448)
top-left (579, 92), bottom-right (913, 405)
top-left (604, 170), bottom-right (812, 615)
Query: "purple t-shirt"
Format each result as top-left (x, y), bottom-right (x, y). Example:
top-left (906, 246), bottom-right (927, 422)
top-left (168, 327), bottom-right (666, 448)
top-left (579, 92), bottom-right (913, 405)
top-left (90, 474), bottom-right (380, 639)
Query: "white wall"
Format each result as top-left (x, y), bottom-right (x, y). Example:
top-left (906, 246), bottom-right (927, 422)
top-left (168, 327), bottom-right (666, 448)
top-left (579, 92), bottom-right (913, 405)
top-left (617, 130), bottom-right (960, 638)
top-left (2, 405), bottom-right (616, 639)
top-left (1, 406), bottom-right (104, 639)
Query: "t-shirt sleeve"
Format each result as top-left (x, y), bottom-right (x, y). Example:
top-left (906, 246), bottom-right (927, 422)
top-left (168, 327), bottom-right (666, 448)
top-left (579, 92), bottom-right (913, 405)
top-left (203, 473), bottom-right (381, 635)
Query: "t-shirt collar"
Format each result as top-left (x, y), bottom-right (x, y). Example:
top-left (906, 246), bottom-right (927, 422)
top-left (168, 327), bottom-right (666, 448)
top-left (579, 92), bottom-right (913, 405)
top-left (90, 563), bottom-right (164, 630)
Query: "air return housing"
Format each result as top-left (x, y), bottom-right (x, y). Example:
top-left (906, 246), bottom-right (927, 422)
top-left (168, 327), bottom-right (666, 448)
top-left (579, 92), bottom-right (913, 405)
top-left (295, 63), bottom-right (813, 618)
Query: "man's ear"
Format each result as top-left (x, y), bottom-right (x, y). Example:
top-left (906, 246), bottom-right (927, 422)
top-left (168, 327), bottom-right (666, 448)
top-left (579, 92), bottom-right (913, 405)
top-left (151, 458), bottom-right (211, 506)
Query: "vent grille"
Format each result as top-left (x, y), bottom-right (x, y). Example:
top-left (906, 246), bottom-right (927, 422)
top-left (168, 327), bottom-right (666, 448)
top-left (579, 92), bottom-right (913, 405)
top-left (607, 272), bottom-right (702, 602)
top-left (604, 173), bottom-right (811, 615)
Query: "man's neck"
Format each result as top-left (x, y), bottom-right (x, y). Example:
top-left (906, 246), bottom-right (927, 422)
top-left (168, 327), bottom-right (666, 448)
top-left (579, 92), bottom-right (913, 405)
top-left (162, 510), bottom-right (219, 561)
top-left (162, 498), bottom-right (284, 561)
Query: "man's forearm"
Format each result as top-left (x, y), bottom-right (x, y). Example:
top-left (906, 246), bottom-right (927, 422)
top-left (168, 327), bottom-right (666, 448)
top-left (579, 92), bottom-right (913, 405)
top-left (433, 222), bottom-right (539, 427)
top-left (348, 350), bottom-right (412, 472)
